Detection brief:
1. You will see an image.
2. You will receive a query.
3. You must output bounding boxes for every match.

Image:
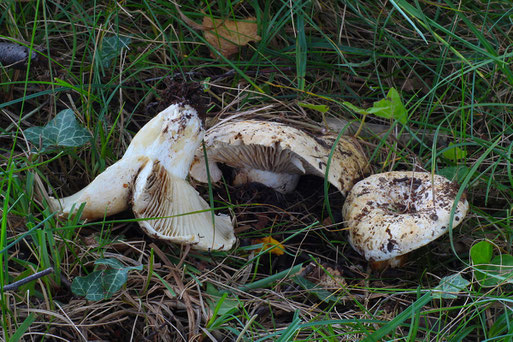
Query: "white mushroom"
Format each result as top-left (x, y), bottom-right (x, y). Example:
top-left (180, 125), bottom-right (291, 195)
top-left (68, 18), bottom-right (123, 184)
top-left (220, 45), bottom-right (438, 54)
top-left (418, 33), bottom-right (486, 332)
top-left (130, 107), bottom-right (235, 251)
top-left (48, 103), bottom-right (176, 220)
top-left (189, 120), bottom-right (370, 195)
top-left (49, 103), bottom-right (235, 251)
top-left (342, 171), bottom-right (469, 269)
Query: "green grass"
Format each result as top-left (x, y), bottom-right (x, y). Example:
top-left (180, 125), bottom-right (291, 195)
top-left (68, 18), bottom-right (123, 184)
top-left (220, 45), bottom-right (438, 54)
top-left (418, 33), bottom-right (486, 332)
top-left (1, 0), bottom-right (513, 340)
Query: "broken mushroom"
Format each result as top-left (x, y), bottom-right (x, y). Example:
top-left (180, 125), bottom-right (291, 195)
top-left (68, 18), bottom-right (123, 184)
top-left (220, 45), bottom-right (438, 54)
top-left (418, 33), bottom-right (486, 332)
top-left (46, 103), bottom-right (179, 220)
top-left (130, 106), bottom-right (235, 251)
top-left (342, 171), bottom-right (469, 269)
top-left (189, 120), bottom-right (370, 195)
top-left (49, 103), bottom-right (235, 251)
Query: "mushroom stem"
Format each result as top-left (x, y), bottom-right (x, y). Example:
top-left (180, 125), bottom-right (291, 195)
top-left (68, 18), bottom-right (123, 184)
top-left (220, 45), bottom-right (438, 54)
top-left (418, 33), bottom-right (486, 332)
top-left (49, 155), bottom-right (149, 220)
top-left (369, 255), bottom-right (407, 271)
top-left (233, 168), bottom-right (300, 194)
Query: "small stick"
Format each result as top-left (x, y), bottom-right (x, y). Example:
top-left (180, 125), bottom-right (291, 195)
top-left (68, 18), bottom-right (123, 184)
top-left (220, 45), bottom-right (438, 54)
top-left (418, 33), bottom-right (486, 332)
top-left (2, 267), bottom-right (54, 291)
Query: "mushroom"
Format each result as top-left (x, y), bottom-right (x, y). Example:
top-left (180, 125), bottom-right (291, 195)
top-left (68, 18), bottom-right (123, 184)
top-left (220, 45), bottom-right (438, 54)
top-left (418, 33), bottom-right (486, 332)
top-left (342, 171), bottom-right (469, 269)
top-left (49, 103), bottom-right (235, 251)
top-left (189, 120), bottom-right (370, 195)
top-left (48, 103), bottom-right (176, 220)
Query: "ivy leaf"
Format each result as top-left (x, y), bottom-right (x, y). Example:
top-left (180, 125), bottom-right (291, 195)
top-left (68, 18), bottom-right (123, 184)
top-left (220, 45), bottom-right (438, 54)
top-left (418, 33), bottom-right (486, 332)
top-left (477, 254), bottom-right (513, 287)
top-left (24, 109), bottom-right (92, 150)
top-left (205, 283), bottom-right (240, 317)
top-left (71, 258), bottom-right (142, 301)
top-left (432, 273), bottom-right (470, 299)
top-left (71, 271), bottom-right (105, 301)
top-left (95, 258), bottom-right (124, 269)
top-left (97, 35), bottom-right (131, 68)
top-left (344, 87), bottom-right (408, 124)
top-left (102, 268), bottom-right (128, 298)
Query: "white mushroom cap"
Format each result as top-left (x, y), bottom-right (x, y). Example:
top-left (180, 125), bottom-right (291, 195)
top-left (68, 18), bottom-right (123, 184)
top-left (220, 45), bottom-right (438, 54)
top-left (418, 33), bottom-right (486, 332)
top-left (190, 120), bottom-right (370, 194)
top-left (343, 171), bottom-right (469, 266)
top-left (48, 103), bottom-right (186, 220)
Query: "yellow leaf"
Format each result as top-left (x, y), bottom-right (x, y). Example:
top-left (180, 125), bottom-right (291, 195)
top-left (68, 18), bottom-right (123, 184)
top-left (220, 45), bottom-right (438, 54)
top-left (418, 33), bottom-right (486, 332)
top-left (202, 16), bottom-right (260, 58)
top-left (253, 236), bottom-right (285, 256)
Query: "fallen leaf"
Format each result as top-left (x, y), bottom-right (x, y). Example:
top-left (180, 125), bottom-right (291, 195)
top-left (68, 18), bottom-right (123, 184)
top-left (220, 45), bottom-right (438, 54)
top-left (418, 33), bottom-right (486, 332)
top-left (253, 236), bottom-right (285, 256)
top-left (202, 16), bottom-right (260, 58)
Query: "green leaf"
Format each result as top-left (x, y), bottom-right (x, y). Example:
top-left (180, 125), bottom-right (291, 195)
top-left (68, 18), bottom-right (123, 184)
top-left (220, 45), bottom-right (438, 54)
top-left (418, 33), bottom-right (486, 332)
top-left (8, 313), bottom-right (35, 342)
top-left (206, 283), bottom-right (239, 317)
top-left (478, 255), bottom-right (513, 287)
top-left (344, 88), bottom-right (408, 124)
top-left (24, 109), bottom-right (92, 150)
top-left (432, 273), bottom-right (470, 299)
top-left (470, 241), bottom-right (493, 265)
top-left (95, 258), bottom-right (124, 269)
top-left (71, 271), bottom-right (105, 301)
top-left (471, 241), bottom-right (513, 287)
top-left (71, 258), bottom-right (143, 300)
top-left (154, 273), bottom-right (177, 297)
top-left (298, 102), bottom-right (330, 114)
top-left (342, 101), bottom-right (370, 115)
top-left (101, 268), bottom-right (128, 298)
top-left (97, 35), bottom-right (131, 68)
top-left (443, 142), bottom-right (467, 162)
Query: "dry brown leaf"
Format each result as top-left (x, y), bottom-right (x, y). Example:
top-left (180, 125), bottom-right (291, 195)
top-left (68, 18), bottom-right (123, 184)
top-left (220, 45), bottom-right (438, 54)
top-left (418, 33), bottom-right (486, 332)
top-left (202, 16), bottom-right (260, 58)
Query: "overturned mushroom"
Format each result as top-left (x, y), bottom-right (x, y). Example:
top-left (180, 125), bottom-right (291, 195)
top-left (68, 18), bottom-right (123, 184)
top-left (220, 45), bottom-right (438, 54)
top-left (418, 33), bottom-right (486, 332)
top-left (130, 106), bottom-right (234, 251)
top-left (189, 120), bottom-right (370, 195)
top-left (49, 104), bottom-right (235, 251)
top-left (342, 171), bottom-right (469, 269)
top-left (47, 104), bottom-right (177, 220)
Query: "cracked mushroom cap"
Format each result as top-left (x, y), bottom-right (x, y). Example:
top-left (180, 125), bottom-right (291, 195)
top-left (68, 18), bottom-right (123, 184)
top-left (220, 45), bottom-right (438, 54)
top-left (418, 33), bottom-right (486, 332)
top-left (343, 171), bottom-right (469, 266)
top-left (189, 120), bottom-right (370, 194)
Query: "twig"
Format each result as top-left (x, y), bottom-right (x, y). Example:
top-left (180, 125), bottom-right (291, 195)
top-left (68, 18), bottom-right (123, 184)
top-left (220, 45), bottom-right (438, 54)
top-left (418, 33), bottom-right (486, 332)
top-left (3, 267), bottom-right (54, 291)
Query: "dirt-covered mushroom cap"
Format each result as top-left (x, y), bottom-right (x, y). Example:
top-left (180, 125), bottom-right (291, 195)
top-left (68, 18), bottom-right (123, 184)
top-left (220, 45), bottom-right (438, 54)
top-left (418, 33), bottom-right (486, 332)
top-left (130, 105), bottom-right (235, 251)
top-left (189, 120), bottom-right (370, 194)
top-left (343, 171), bottom-right (469, 267)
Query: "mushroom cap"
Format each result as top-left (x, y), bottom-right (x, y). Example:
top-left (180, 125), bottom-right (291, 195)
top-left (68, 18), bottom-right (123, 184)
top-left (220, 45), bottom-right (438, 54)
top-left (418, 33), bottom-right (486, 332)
top-left (343, 171), bottom-right (469, 262)
top-left (190, 120), bottom-right (370, 195)
top-left (130, 104), bottom-right (235, 251)
top-left (48, 103), bottom-right (198, 220)
top-left (132, 160), bottom-right (235, 251)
